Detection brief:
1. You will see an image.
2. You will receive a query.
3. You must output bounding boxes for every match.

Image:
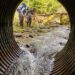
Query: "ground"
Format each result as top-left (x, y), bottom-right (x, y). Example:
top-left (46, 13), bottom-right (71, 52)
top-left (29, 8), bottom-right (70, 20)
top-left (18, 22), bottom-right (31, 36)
top-left (8, 25), bottom-right (70, 75)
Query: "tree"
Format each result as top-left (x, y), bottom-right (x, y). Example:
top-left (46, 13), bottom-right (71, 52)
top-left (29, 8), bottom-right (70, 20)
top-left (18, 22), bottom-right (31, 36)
top-left (22, 0), bottom-right (61, 14)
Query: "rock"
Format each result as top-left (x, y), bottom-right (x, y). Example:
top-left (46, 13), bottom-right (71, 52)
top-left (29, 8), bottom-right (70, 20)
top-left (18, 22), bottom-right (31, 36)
top-left (29, 34), bottom-right (33, 38)
top-left (63, 37), bottom-right (68, 40)
top-left (29, 44), bottom-right (37, 54)
top-left (25, 44), bottom-right (30, 48)
top-left (37, 29), bottom-right (43, 32)
top-left (26, 37), bottom-right (28, 38)
top-left (14, 33), bottom-right (22, 38)
top-left (30, 47), bottom-right (37, 53)
top-left (59, 42), bottom-right (65, 46)
top-left (30, 47), bottom-right (37, 54)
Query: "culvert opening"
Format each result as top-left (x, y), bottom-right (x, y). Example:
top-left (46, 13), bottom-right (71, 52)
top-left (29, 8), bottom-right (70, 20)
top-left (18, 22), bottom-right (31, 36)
top-left (0, 0), bottom-right (75, 75)
top-left (12, 0), bottom-right (70, 75)
top-left (13, 0), bottom-right (70, 48)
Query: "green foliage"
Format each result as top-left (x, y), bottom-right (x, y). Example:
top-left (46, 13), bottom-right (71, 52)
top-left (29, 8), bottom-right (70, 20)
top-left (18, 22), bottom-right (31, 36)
top-left (60, 15), bottom-right (69, 25)
top-left (13, 0), bottom-right (69, 33)
top-left (22, 0), bottom-right (61, 14)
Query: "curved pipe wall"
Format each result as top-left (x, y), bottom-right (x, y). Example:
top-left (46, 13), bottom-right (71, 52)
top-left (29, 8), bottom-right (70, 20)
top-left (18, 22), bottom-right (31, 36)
top-left (0, 0), bottom-right (75, 75)
top-left (52, 0), bottom-right (75, 74)
top-left (0, 0), bottom-right (22, 75)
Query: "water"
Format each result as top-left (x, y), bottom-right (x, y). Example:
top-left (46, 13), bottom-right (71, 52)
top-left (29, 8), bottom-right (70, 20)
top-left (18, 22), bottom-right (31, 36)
top-left (9, 26), bottom-right (70, 75)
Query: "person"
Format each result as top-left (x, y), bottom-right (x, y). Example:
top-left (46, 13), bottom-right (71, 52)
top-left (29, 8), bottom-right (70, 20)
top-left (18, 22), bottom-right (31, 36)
top-left (26, 8), bottom-right (32, 27)
top-left (17, 3), bottom-right (26, 27)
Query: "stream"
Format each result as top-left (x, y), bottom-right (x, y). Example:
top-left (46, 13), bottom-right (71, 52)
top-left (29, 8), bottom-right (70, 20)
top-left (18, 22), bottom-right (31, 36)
top-left (9, 25), bottom-right (70, 75)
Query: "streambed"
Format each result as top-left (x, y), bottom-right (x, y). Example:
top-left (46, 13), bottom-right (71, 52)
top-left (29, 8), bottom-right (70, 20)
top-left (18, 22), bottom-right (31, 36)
top-left (9, 25), bottom-right (70, 75)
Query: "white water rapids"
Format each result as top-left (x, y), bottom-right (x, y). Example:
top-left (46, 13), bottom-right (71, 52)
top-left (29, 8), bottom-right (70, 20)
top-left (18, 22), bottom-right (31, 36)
top-left (9, 26), bottom-right (70, 75)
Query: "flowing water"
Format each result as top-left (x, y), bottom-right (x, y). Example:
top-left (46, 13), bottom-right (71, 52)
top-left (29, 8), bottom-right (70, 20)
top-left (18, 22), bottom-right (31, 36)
top-left (9, 26), bottom-right (70, 75)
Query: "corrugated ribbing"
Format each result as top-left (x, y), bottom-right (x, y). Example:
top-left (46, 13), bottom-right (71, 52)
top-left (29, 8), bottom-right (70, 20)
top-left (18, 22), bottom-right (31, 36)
top-left (0, 0), bottom-right (22, 75)
top-left (0, 0), bottom-right (75, 75)
top-left (51, 0), bottom-right (75, 75)
top-left (51, 44), bottom-right (75, 75)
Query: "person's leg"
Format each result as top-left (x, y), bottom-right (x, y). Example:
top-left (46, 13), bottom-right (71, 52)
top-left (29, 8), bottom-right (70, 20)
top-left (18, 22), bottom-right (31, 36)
top-left (27, 20), bottom-right (28, 27)
top-left (19, 14), bottom-right (24, 27)
top-left (27, 20), bottom-right (29, 27)
top-left (29, 18), bottom-right (32, 27)
top-left (20, 15), bottom-right (24, 27)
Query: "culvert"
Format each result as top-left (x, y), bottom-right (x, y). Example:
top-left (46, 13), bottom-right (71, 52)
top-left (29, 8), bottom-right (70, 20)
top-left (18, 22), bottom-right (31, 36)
top-left (0, 0), bottom-right (75, 75)
top-left (0, 0), bottom-right (23, 75)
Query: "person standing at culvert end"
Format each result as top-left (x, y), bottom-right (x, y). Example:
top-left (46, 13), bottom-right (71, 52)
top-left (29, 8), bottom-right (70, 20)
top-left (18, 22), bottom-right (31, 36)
top-left (17, 3), bottom-right (26, 27)
top-left (26, 8), bottom-right (32, 27)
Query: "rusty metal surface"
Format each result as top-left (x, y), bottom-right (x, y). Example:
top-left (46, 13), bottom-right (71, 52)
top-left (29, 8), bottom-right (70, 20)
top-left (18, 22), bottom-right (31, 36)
top-left (51, 0), bottom-right (75, 74)
top-left (0, 0), bottom-right (22, 75)
top-left (0, 0), bottom-right (75, 75)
